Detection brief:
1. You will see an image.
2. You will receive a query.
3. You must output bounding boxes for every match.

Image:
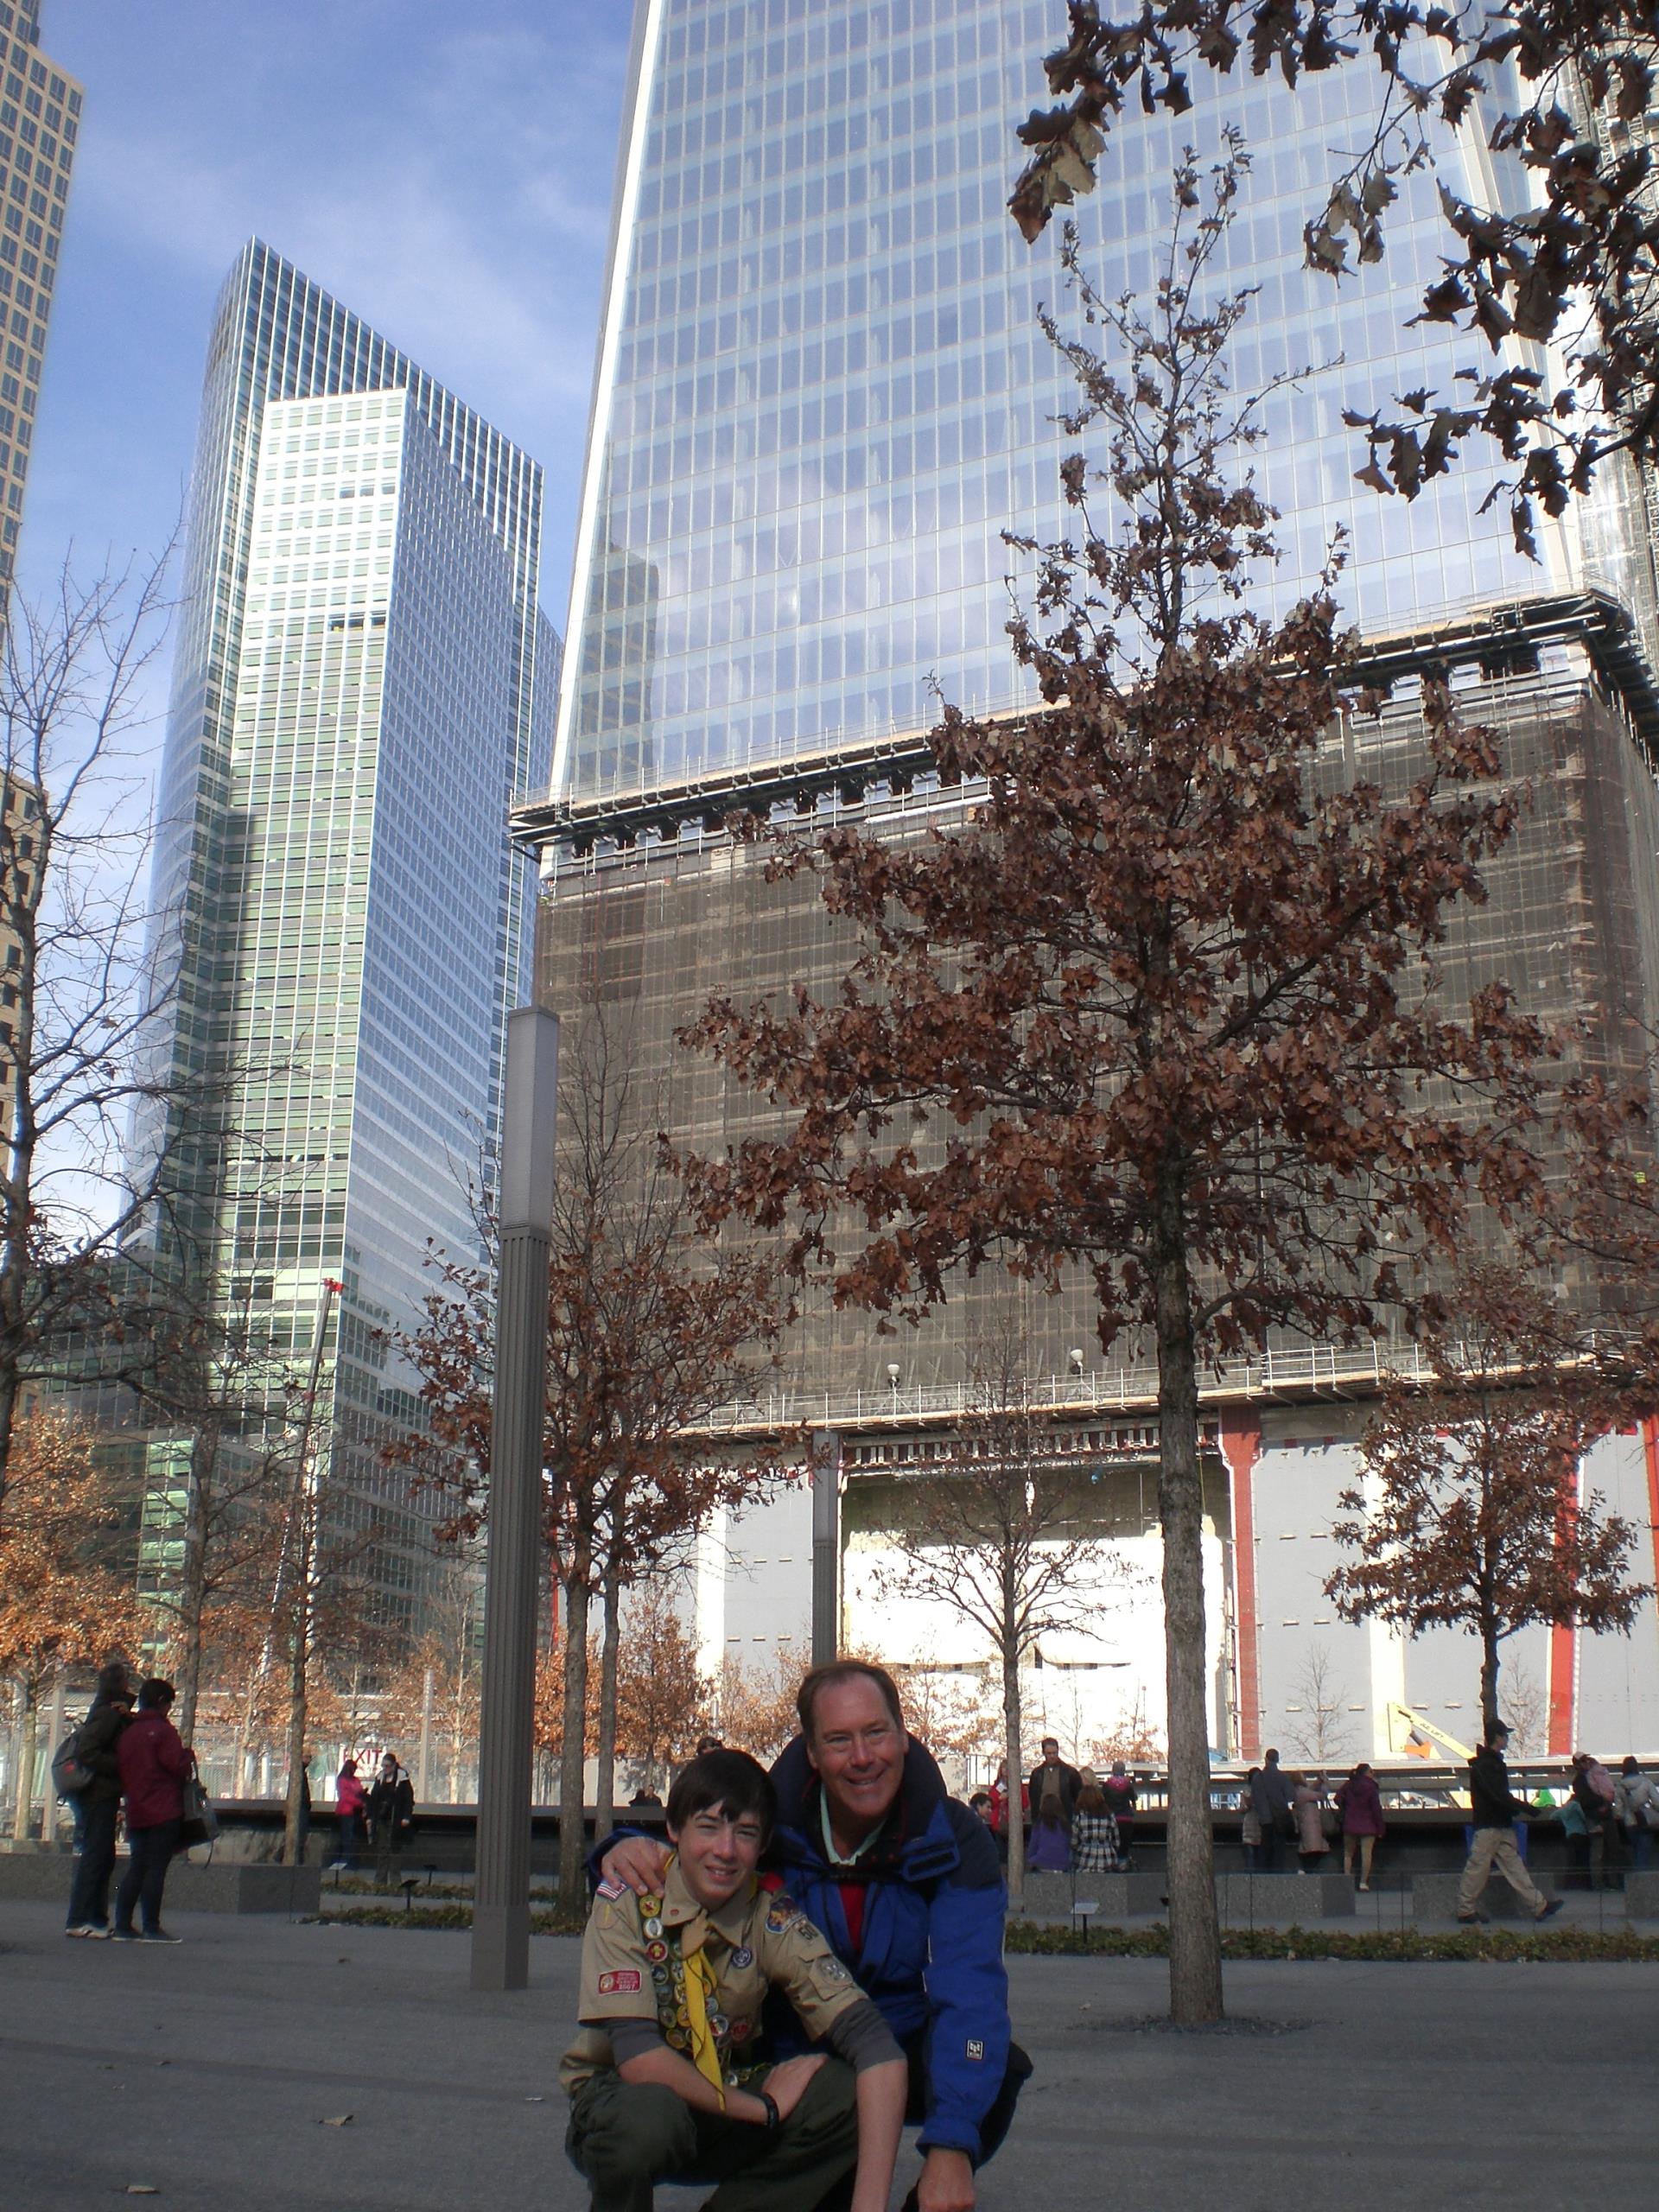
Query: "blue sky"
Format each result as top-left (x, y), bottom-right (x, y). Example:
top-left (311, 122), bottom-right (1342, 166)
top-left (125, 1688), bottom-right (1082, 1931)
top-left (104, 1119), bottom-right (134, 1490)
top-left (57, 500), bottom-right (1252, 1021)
top-left (22, 0), bottom-right (633, 664)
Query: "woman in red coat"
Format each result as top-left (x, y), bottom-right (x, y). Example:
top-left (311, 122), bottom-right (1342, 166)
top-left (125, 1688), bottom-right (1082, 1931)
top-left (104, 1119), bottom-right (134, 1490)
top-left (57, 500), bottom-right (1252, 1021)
top-left (1335, 1762), bottom-right (1387, 1891)
top-left (113, 1679), bottom-right (193, 1942)
top-left (332, 1757), bottom-right (367, 1872)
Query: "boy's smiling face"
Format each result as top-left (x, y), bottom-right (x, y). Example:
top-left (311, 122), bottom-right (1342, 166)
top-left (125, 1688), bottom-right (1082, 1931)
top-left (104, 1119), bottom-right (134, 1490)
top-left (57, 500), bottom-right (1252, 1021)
top-left (669, 1800), bottom-right (765, 1909)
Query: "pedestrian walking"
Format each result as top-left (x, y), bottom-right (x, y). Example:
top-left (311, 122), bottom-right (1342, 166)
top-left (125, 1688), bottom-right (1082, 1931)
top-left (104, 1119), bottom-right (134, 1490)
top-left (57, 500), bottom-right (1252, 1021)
top-left (332, 1756), bottom-right (366, 1872)
top-left (1027, 1775), bottom-right (1071, 1871)
top-left (1250, 1748), bottom-right (1294, 1872)
top-left (1614, 1756), bottom-right (1658, 1871)
top-left (112, 1680), bottom-right (192, 1943)
top-left (1293, 1773), bottom-right (1328, 1872)
top-left (1456, 1719), bottom-right (1564, 1925)
top-left (1239, 1770), bottom-right (1263, 1871)
top-left (1070, 1770), bottom-right (1121, 1873)
top-left (1101, 1761), bottom-right (1138, 1866)
top-left (368, 1751), bottom-right (415, 1885)
top-left (63, 1666), bottom-right (134, 1938)
top-left (1335, 1761), bottom-right (1386, 1890)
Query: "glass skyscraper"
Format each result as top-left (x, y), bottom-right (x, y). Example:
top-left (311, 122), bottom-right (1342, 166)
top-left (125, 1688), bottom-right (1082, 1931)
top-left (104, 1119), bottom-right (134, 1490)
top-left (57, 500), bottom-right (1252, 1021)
top-left (0, 0), bottom-right (81, 598)
top-left (522, 3), bottom-right (1659, 1754)
top-left (552, 0), bottom-right (1643, 806)
top-left (145, 241), bottom-right (555, 1636)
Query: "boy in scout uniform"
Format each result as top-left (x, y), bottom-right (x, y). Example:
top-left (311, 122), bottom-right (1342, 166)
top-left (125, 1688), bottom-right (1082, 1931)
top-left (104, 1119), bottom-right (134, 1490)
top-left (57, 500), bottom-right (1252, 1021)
top-left (563, 1747), bottom-right (906, 2212)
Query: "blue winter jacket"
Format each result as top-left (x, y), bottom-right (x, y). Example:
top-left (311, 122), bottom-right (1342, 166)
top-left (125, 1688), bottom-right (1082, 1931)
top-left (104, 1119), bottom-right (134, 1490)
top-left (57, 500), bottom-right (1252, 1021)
top-left (763, 1734), bottom-right (1013, 2160)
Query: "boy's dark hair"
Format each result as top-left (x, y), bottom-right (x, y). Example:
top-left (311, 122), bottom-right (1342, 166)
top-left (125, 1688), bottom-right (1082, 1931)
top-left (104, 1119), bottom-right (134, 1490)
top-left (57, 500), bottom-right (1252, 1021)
top-left (137, 1678), bottom-right (175, 1712)
top-left (795, 1660), bottom-right (905, 1742)
top-left (667, 1749), bottom-right (777, 1840)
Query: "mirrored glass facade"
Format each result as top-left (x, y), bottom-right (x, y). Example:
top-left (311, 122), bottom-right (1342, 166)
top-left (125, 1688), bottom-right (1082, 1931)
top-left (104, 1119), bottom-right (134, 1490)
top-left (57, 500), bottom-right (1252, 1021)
top-left (555, 0), bottom-right (1649, 807)
top-left (145, 245), bottom-right (554, 1635)
top-left (0, 0), bottom-right (81, 600)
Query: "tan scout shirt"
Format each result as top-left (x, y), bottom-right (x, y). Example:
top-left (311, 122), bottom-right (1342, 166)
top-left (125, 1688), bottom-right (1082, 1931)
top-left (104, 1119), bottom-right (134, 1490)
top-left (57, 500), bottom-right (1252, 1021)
top-left (561, 1859), bottom-right (863, 2095)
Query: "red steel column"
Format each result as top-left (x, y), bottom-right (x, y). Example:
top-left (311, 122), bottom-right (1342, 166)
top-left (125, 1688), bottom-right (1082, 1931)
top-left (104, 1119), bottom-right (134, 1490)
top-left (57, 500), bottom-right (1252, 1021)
top-left (1219, 1413), bottom-right (1263, 1760)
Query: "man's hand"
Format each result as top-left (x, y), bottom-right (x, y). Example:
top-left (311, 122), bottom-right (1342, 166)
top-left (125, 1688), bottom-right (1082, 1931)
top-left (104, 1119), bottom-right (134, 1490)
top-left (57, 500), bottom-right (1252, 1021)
top-left (600, 1836), bottom-right (671, 1894)
top-left (916, 2145), bottom-right (976, 2212)
top-left (760, 2052), bottom-right (828, 2120)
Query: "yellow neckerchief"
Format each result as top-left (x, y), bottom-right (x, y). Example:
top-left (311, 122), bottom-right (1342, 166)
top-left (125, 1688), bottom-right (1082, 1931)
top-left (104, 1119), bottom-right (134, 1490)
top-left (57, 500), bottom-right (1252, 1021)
top-left (657, 1853), bottom-right (753, 2108)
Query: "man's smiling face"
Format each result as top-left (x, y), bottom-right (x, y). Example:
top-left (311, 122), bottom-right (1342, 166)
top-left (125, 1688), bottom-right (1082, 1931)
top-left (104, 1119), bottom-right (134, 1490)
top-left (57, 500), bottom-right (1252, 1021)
top-left (808, 1675), bottom-right (906, 1841)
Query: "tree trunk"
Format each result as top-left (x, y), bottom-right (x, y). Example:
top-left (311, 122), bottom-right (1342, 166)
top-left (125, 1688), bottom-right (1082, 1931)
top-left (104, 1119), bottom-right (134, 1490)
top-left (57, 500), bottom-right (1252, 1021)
top-left (595, 1552), bottom-right (622, 1853)
top-left (11, 1690), bottom-right (37, 1840)
top-left (556, 1571), bottom-right (592, 1914)
top-left (0, 1360), bottom-right (19, 1525)
top-left (174, 1430), bottom-right (213, 1744)
top-left (1479, 1619), bottom-right (1502, 1745)
top-left (1153, 1168), bottom-right (1224, 2024)
top-left (1001, 1640), bottom-right (1025, 1915)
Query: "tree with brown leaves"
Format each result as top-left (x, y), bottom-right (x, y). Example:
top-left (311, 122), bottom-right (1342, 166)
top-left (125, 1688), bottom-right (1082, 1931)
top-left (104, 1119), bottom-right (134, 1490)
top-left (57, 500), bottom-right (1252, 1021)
top-left (1008, 0), bottom-right (1659, 558)
top-left (1325, 1268), bottom-right (1651, 1738)
top-left (613, 1582), bottom-right (710, 1796)
top-left (0, 1413), bottom-right (144, 1838)
top-left (681, 146), bottom-right (1566, 2024)
top-left (387, 1004), bottom-right (785, 1907)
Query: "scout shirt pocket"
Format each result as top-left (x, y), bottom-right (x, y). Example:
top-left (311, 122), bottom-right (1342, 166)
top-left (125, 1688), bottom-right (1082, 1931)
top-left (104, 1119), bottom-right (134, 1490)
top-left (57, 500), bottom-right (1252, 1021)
top-left (758, 1889), bottom-right (866, 2042)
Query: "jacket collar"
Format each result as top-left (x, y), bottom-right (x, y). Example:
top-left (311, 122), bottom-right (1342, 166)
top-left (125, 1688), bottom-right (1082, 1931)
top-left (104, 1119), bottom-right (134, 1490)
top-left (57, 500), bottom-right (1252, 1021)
top-left (770, 1735), bottom-right (962, 1883)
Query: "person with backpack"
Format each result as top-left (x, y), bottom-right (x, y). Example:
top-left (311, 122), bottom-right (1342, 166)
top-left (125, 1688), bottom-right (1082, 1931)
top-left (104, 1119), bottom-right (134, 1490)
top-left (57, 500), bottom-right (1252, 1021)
top-left (1614, 1756), bottom-right (1658, 1870)
top-left (113, 1679), bottom-right (193, 1942)
top-left (61, 1665), bottom-right (134, 1938)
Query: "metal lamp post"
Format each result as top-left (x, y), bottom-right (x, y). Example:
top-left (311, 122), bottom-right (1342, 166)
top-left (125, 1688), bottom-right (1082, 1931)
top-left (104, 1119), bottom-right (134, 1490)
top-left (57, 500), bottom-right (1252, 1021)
top-left (470, 1007), bottom-right (559, 1993)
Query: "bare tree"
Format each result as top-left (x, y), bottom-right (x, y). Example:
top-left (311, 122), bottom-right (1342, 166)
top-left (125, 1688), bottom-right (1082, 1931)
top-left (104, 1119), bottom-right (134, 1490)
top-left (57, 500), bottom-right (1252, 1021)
top-left (873, 1328), bottom-right (1130, 1911)
top-left (1285, 1642), bottom-right (1353, 1764)
top-left (0, 543), bottom-right (242, 1520)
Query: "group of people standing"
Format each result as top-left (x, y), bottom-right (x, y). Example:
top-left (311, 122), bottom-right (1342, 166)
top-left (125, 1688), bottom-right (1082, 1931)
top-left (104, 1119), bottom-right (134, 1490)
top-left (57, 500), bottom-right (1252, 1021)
top-left (329, 1750), bottom-right (416, 1879)
top-left (1238, 1748), bottom-right (1386, 1885)
top-left (62, 1665), bottom-right (194, 1942)
top-left (973, 1737), bottom-right (1141, 1873)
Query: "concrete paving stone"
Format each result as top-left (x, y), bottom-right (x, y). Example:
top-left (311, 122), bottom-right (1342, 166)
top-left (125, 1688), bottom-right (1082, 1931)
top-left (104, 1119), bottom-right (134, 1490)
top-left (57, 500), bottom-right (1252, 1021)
top-left (3, 1898), bottom-right (1658, 2209)
top-left (1216, 1871), bottom-right (1356, 1919)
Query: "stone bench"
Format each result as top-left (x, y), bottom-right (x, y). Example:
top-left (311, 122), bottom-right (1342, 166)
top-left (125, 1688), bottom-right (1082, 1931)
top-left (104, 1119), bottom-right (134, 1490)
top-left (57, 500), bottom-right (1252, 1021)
top-left (1013, 1870), bottom-right (1166, 1923)
top-left (0, 1850), bottom-right (320, 1915)
top-left (1624, 1870), bottom-right (1659, 1919)
top-left (1216, 1872), bottom-right (1357, 1920)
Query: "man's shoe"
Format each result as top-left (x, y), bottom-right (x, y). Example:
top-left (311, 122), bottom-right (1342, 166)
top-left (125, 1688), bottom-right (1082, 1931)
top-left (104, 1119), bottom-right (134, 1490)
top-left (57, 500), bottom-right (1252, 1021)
top-left (138, 1929), bottom-right (182, 1943)
top-left (1535, 1898), bottom-right (1565, 1922)
top-left (1456, 1912), bottom-right (1488, 1925)
top-left (110, 1927), bottom-right (138, 1942)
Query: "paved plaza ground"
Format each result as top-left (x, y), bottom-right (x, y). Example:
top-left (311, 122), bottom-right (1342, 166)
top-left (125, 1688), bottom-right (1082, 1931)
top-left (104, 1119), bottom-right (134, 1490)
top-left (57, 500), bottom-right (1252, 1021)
top-left (3, 1897), bottom-right (1656, 2210)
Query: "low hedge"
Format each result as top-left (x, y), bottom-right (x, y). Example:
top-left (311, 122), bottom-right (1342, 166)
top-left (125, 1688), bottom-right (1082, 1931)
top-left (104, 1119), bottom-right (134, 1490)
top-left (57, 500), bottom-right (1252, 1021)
top-left (1005, 1918), bottom-right (1659, 1961)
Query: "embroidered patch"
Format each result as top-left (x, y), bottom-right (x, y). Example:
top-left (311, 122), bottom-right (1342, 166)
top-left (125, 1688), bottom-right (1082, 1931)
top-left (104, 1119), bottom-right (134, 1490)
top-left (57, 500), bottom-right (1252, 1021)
top-left (729, 1946), bottom-right (754, 1968)
top-left (643, 1916), bottom-right (664, 1939)
top-left (597, 1970), bottom-right (642, 1995)
top-left (965, 2039), bottom-right (985, 2062)
top-left (765, 1903), bottom-right (805, 1933)
top-left (596, 1878), bottom-right (627, 1901)
top-left (731, 2018), bottom-right (753, 2041)
top-left (645, 1939), bottom-right (668, 1962)
top-left (817, 1957), bottom-right (850, 1983)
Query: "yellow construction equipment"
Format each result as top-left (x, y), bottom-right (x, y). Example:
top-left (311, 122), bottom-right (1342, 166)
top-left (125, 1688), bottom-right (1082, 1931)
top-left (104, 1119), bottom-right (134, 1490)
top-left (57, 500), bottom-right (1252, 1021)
top-left (1384, 1702), bottom-right (1475, 1763)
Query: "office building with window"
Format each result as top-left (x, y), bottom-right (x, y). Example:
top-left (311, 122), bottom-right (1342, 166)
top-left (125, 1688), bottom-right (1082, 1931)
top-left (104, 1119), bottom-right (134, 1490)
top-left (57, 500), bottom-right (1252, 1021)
top-left (519, 3), bottom-right (1659, 1762)
top-left (144, 242), bottom-right (556, 1639)
top-left (0, 0), bottom-right (80, 600)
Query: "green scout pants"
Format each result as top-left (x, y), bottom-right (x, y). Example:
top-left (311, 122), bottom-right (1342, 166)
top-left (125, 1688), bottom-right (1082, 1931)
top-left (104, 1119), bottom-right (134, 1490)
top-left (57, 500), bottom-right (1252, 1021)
top-left (566, 2058), bottom-right (860, 2212)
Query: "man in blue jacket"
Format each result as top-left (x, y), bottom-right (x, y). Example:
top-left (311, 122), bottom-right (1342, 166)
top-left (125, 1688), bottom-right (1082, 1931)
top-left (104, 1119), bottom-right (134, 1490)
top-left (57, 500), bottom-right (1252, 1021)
top-left (600, 1660), bottom-right (1029, 2212)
